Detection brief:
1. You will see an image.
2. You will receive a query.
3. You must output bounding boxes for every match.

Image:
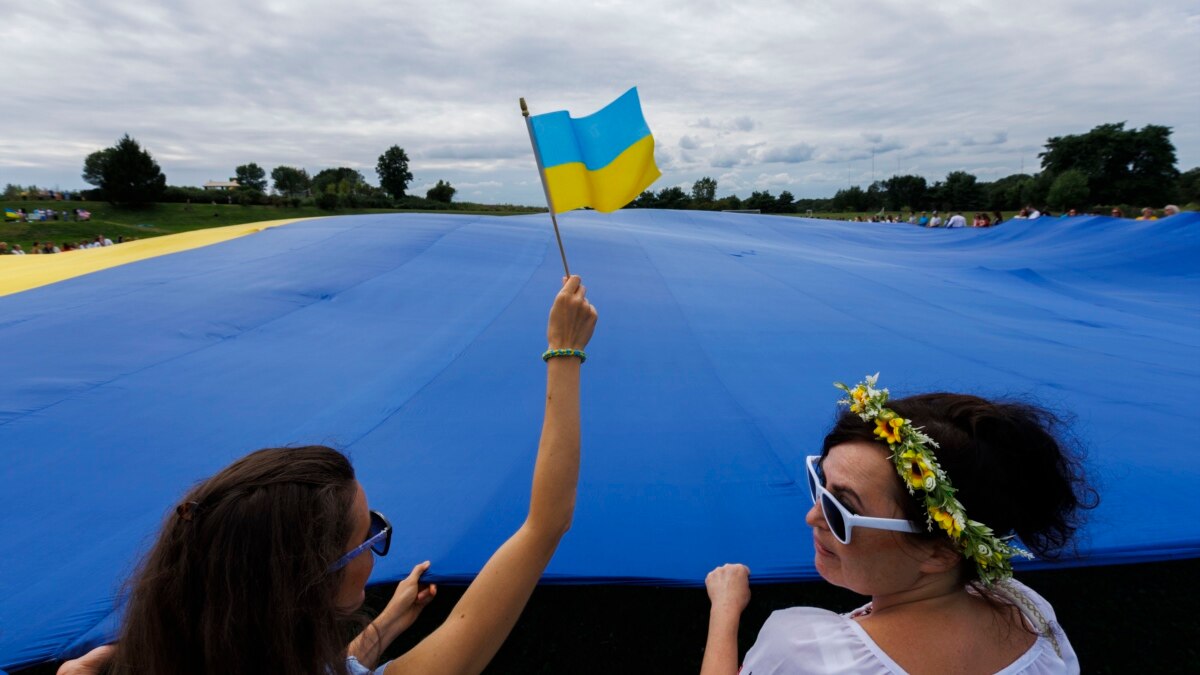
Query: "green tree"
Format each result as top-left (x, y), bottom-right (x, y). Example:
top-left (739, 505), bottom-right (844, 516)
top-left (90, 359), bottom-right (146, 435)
top-left (794, 197), bottom-right (832, 214)
top-left (376, 146), bottom-right (413, 199)
top-left (655, 186), bottom-right (690, 209)
top-left (426, 179), bottom-right (456, 203)
top-left (985, 173), bottom-right (1035, 210)
top-left (866, 182), bottom-right (885, 211)
top-left (235, 163), bottom-right (267, 192)
top-left (743, 190), bottom-right (777, 212)
top-left (831, 186), bottom-right (868, 212)
top-left (1046, 169), bottom-right (1089, 210)
top-left (82, 148), bottom-right (116, 187)
top-left (315, 191), bottom-right (339, 210)
top-left (713, 194), bottom-right (742, 211)
top-left (84, 134), bottom-right (166, 206)
top-left (1028, 172), bottom-right (1054, 208)
top-left (1177, 167), bottom-right (1200, 205)
top-left (312, 168), bottom-right (367, 197)
top-left (271, 166), bottom-right (311, 198)
top-left (691, 176), bottom-right (717, 203)
top-left (881, 175), bottom-right (928, 211)
top-left (776, 190), bottom-right (796, 213)
top-left (939, 171), bottom-right (984, 211)
top-left (1039, 122), bottom-right (1179, 205)
top-left (632, 190), bottom-right (658, 208)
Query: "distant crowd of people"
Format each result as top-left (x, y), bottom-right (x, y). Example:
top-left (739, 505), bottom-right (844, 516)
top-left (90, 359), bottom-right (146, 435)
top-left (848, 204), bottom-right (1184, 227)
top-left (0, 234), bottom-right (129, 255)
top-left (4, 207), bottom-right (91, 223)
top-left (1126, 205), bottom-right (1181, 220)
top-left (1011, 204), bottom-right (1181, 221)
top-left (851, 211), bottom-right (1008, 227)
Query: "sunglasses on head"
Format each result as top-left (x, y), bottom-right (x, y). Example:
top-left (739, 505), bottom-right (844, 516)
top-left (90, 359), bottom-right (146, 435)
top-left (329, 510), bottom-right (392, 572)
top-left (805, 455), bottom-right (920, 544)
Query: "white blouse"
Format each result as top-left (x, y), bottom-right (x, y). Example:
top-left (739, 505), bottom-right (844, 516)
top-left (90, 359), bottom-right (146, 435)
top-left (741, 581), bottom-right (1078, 674)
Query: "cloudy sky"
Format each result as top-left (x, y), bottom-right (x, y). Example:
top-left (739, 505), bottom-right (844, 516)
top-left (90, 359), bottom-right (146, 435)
top-left (3, 0), bottom-right (1197, 204)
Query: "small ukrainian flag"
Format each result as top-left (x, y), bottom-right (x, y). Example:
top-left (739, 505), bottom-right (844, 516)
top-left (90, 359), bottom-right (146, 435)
top-left (528, 87), bottom-right (661, 213)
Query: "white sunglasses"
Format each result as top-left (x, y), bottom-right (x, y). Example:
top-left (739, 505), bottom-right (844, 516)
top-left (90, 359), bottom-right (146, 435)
top-left (806, 455), bottom-right (921, 544)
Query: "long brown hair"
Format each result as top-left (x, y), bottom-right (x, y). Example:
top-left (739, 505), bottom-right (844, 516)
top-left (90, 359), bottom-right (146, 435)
top-left (111, 446), bottom-right (359, 675)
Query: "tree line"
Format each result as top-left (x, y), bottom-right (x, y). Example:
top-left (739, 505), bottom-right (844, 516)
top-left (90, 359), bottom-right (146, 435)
top-left (12, 122), bottom-right (1196, 214)
top-left (72, 136), bottom-right (460, 210)
top-left (633, 123), bottom-right (1197, 214)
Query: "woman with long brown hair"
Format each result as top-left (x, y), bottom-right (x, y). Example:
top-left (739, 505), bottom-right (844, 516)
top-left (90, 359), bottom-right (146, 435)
top-left (60, 275), bottom-right (598, 675)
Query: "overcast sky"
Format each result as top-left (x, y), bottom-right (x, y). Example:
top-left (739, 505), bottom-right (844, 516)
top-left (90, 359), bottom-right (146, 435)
top-left (2, 0), bottom-right (1197, 204)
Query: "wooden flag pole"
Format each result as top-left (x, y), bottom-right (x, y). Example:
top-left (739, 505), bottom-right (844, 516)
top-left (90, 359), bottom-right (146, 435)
top-left (520, 97), bottom-right (571, 277)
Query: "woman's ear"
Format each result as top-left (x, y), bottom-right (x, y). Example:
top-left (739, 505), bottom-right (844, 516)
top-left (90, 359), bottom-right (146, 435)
top-left (917, 539), bottom-right (963, 575)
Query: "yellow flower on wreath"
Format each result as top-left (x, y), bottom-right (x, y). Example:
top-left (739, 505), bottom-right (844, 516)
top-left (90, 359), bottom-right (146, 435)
top-left (899, 448), bottom-right (933, 490)
top-left (874, 415), bottom-right (905, 444)
top-left (929, 505), bottom-right (963, 538)
top-left (850, 385), bottom-right (870, 413)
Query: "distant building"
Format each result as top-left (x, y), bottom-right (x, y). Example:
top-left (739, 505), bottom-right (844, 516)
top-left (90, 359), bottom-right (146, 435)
top-left (203, 180), bottom-right (240, 191)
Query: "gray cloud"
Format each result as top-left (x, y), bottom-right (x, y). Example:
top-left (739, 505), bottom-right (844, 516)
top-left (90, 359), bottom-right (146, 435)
top-left (816, 148), bottom-right (872, 164)
top-left (691, 116), bottom-right (758, 133)
top-left (860, 133), bottom-right (904, 154)
top-left (732, 116), bottom-right (755, 132)
top-left (1, 0), bottom-right (1196, 204)
top-left (960, 132), bottom-right (1010, 147)
top-left (759, 143), bottom-right (816, 164)
top-left (655, 147), bottom-right (678, 170)
top-left (710, 145), bottom-right (759, 168)
top-left (420, 144), bottom-right (528, 161)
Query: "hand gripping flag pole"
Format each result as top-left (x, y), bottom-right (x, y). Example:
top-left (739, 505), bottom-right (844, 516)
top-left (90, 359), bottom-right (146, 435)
top-left (521, 97), bottom-right (571, 277)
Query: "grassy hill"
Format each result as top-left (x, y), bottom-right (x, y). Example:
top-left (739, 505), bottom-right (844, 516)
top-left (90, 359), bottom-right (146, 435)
top-left (1, 200), bottom-right (543, 252)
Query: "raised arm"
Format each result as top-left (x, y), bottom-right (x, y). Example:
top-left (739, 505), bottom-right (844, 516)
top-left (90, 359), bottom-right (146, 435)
top-left (701, 564), bottom-right (751, 675)
top-left (386, 275), bottom-right (597, 675)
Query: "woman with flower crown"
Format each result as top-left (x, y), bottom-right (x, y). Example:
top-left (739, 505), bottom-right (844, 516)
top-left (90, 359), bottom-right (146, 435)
top-left (701, 375), bottom-right (1095, 674)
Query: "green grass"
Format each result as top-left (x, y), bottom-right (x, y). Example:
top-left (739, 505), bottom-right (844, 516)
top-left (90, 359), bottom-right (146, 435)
top-left (1, 200), bottom-right (543, 253)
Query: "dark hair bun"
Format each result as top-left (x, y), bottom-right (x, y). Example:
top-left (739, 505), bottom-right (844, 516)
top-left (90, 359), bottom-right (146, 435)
top-left (824, 393), bottom-right (1098, 561)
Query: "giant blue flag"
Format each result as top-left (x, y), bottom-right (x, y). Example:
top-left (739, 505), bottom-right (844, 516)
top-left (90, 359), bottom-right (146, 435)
top-left (1, 210), bottom-right (1198, 670)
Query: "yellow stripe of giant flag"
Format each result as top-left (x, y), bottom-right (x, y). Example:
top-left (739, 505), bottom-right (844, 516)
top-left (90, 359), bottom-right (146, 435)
top-left (0, 218), bottom-right (312, 296)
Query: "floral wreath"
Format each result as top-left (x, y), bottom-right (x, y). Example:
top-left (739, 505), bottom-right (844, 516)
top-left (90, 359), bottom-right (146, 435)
top-left (834, 374), bottom-right (1031, 586)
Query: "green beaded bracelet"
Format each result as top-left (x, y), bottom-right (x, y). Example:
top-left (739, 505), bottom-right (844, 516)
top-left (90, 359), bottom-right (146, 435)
top-left (542, 348), bottom-right (587, 363)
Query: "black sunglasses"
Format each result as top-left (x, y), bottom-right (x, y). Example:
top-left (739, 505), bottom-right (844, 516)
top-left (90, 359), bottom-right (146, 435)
top-left (329, 510), bottom-right (392, 572)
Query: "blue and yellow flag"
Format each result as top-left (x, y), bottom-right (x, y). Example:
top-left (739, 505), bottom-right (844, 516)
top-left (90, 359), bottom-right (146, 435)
top-left (529, 87), bottom-right (661, 213)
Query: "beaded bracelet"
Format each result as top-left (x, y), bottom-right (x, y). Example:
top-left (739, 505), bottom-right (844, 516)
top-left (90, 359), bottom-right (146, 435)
top-left (542, 348), bottom-right (587, 363)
